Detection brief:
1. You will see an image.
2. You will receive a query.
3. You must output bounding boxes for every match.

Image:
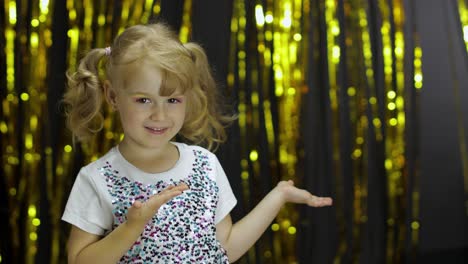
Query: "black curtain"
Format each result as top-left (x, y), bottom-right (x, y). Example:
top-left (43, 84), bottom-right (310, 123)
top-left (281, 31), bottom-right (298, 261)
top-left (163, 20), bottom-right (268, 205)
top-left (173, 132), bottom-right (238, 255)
top-left (1, 0), bottom-right (468, 263)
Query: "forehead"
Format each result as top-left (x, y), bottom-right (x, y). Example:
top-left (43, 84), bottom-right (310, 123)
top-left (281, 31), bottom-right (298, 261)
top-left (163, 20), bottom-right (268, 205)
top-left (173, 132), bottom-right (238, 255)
top-left (112, 62), bottom-right (185, 95)
top-left (121, 63), bottom-right (162, 90)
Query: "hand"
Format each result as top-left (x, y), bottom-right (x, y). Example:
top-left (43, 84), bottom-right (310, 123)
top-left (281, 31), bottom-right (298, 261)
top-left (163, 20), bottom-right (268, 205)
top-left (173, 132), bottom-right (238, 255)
top-left (126, 183), bottom-right (189, 228)
top-left (275, 180), bottom-right (332, 207)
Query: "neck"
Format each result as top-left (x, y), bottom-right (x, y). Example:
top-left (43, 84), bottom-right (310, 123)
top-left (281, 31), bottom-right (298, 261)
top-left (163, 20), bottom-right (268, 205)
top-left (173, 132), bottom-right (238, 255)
top-left (118, 141), bottom-right (179, 173)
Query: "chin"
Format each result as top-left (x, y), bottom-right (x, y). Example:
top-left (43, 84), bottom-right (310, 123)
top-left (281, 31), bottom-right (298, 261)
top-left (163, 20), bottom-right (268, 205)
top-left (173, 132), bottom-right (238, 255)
top-left (145, 141), bottom-right (173, 150)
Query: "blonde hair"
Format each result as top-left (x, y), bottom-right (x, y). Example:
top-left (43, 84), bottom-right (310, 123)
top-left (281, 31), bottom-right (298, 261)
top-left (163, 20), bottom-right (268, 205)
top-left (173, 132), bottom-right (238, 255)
top-left (63, 23), bottom-right (236, 151)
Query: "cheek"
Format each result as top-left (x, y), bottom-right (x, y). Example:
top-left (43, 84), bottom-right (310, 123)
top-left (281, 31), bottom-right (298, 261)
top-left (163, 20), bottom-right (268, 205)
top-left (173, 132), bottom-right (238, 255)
top-left (169, 102), bottom-right (187, 114)
top-left (118, 113), bottom-right (134, 129)
top-left (171, 106), bottom-right (187, 125)
top-left (118, 108), bottom-right (145, 125)
top-left (173, 108), bottom-right (186, 121)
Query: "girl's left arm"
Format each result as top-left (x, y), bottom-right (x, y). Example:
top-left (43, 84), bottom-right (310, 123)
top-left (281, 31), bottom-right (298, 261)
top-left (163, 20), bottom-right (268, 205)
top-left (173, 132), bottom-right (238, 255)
top-left (216, 180), bottom-right (332, 263)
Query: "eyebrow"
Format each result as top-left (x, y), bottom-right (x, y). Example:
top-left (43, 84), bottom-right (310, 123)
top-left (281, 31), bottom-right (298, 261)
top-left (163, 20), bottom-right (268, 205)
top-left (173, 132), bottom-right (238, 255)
top-left (129, 91), bottom-right (185, 97)
top-left (128, 92), bottom-right (151, 97)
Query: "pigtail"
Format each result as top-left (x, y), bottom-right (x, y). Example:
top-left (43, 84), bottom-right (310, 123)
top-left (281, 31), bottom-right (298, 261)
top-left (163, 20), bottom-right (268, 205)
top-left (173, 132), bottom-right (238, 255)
top-left (63, 48), bottom-right (108, 142)
top-left (182, 43), bottom-right (237, 151)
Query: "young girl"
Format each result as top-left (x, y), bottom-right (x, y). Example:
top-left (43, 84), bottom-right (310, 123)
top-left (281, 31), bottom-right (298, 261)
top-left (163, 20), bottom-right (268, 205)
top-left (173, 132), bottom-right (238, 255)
top-left (62, 23), bottom-right (332, 264)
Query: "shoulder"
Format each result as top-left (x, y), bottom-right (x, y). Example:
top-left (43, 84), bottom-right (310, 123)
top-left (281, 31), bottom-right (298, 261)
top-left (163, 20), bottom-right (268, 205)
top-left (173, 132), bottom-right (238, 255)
top-left (173, 142), bottom-right (216, 158)
top-left (69, 146), bottom-right (122, 198)
top-left (173, 142), bottom-right (220, 168)
top-left (80, 146), bottom-right (120, 174)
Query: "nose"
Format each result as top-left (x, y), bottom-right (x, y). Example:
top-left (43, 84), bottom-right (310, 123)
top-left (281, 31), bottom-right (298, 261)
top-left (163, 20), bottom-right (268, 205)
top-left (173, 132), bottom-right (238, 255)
top-left (150, 103), bottom-right (167, 121)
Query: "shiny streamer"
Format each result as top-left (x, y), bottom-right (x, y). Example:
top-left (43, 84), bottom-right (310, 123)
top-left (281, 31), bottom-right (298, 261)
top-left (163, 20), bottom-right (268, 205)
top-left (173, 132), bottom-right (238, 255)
top-left (379, 0), bottom-right (407, 262)
top-left (454, 0), bottom-right (468, 215)
top-left (229, 0), bottom-right (309, 262)
top-left (179, 0), bottom-right (192, 43)
top-left (318, 0), bottom-right (417, 263)
top-left (410, 4), bottom-right (422, 258)
top-left (458, 0), bottom-right (468, 52)
top-left (2, 0), bottom-right (55, 263)
top-left (1, 0), bottom-right (162, 263)
top-left (1, 1), bottom-right (425, 263)
top-left (456, 0), bottom-right (468, 217)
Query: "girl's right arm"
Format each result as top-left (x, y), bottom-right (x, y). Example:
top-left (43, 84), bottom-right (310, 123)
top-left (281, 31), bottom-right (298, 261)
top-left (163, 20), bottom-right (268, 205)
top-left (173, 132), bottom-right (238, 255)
top-left (67, 184), bottom-right (189, 264)
top-left (67, 220), bottom-right (145, 264)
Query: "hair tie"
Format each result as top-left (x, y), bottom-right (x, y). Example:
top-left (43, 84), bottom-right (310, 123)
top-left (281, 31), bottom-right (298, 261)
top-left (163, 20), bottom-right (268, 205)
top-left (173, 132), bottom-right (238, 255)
top-left (104, 46), bottom-right (111, 56)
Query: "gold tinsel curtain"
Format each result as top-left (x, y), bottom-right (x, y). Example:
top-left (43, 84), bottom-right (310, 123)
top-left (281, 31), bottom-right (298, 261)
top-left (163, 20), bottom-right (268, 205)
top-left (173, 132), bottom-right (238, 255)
top-left (2, 0), bottom-right (468, 263)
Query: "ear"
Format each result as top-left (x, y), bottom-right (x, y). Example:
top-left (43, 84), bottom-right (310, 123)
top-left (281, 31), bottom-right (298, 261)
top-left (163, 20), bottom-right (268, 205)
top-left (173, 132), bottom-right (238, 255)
top-left (103, 80), bottom-right (118, 110)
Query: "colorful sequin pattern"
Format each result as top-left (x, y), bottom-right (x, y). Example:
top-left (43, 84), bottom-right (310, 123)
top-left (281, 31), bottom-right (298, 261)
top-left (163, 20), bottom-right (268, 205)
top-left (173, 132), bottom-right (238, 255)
top-left (100, 150), bottom-right (229, 263)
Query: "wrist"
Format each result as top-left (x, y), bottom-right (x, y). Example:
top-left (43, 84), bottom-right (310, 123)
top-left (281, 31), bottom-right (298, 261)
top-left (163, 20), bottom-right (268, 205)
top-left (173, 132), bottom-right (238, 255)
top-left (124, 219), bottom-right (147, 236)
top-left (272, 182), bottom-right (288, 205)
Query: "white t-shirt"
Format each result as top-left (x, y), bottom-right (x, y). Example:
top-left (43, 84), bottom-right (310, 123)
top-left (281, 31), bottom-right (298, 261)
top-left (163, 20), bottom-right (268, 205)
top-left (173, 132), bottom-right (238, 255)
top-left (62, 142), bottom-right (237, 263)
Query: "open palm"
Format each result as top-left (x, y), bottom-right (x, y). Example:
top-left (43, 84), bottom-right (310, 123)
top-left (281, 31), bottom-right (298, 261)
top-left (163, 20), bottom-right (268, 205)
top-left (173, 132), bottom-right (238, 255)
top-left (277, 180), bottom-right (333, 207)
top-left (126, 183), bottom-right (189, 227)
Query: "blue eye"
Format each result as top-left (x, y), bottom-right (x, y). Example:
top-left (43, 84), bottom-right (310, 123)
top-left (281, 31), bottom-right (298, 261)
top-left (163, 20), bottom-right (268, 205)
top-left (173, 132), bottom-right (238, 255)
top-left (168, 98), bottom-right (181, 104)
top-left (136, 98), bottom-right (151, 104)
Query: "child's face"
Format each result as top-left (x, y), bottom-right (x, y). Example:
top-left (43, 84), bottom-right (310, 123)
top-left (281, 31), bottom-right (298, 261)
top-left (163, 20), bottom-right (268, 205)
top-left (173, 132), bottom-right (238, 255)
top-left (109, 65), bottom-right (186, 151)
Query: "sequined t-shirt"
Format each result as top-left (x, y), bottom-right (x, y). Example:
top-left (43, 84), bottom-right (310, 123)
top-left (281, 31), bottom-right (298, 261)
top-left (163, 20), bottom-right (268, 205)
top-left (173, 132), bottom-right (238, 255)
top-left (62, 142), bottom-right (237, 263)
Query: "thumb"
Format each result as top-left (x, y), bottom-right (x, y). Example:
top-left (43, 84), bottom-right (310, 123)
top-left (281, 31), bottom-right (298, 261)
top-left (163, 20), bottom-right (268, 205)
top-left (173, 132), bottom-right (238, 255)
top-left (132, 200), bottom-right (143, 209)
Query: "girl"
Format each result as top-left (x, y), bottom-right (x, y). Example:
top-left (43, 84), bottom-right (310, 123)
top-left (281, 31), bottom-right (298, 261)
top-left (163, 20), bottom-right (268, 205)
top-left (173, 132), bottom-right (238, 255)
top-left (62, 23), bottom-right (332, 264)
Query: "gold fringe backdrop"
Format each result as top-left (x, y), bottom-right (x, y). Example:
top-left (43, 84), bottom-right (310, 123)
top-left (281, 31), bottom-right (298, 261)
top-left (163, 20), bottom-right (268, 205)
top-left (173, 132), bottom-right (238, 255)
top-left (4, 0), bottom-right (468, 263)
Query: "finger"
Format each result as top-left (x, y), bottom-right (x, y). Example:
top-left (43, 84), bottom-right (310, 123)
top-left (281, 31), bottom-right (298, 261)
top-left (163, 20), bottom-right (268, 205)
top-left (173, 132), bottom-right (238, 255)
top-left (148, 183), bottom-right (187, 203)
top-left (173, 183), bottom-right (189, 191)
top-left (159, 189), bottom-right (183, 201)
top-left (127, 200), bottom-right (144, 218)
top-left (295, 188), bottom-right (315, 201)
top-left (158, 185), bottom-right (175, 194)
top-left (159, 183), bottom-right (188, 194)
top-left (157, 184), bottom-right (187, 197)
top-left (165, 185), bottom-right (175, 190)
top-left (146, 189), bottom-right (184, 209)
top-left (307, 196), bottom-right (333, 207)
top-left (132, 200), bottom-right (143, 209)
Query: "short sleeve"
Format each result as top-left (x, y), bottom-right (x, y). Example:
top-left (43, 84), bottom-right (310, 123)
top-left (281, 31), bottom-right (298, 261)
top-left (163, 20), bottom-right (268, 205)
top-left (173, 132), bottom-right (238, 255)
top-left (61, 167), bottom-right (113, 235)
top-left (212, 155), bottom-right (237, 224)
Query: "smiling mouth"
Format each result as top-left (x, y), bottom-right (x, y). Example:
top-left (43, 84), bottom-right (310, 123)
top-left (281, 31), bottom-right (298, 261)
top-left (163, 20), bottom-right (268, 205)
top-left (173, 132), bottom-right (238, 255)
top-left (145, 127), bottom-right (168, 134)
